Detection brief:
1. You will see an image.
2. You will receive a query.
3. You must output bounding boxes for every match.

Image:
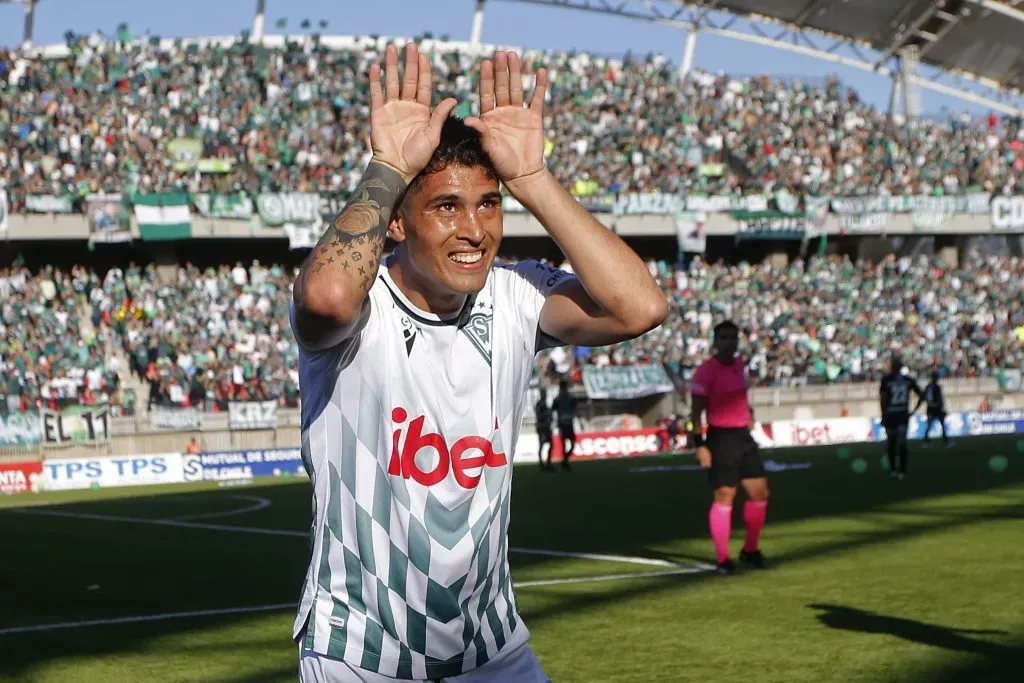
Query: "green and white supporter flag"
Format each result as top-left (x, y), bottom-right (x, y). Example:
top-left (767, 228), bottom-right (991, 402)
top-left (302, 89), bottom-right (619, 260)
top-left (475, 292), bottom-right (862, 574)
top-left (134, 193), bottom-right (192, 240)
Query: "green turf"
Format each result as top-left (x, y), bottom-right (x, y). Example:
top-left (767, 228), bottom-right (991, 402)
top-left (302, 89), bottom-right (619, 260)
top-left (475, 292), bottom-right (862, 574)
top-left (1, 437), bottom-right (1022, 682)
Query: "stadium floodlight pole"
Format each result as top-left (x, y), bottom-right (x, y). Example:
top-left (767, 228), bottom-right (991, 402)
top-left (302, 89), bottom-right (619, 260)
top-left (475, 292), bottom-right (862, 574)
top-left (252, 0), bottom-right (267, 43)
top-left (470, 0), bottom-right (486, 47)
top-left (679, 24), bottom-right (697, 75)
top-left (1, 0), bottom-right (39, 51)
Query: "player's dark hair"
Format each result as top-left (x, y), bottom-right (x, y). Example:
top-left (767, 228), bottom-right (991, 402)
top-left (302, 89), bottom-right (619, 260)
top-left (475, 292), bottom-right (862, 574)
top-left (713, 320), bottom-right (739, 337)
top-left (406, 117), bottom-right (498, 196)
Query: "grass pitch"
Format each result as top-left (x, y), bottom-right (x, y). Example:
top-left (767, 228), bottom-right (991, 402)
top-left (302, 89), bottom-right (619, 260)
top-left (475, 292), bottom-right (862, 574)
top-left (1, 437), bottom-right (1022, 682)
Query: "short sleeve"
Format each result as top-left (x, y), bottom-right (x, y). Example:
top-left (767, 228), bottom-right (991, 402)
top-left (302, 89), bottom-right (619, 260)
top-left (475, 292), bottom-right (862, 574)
top-left (504, 260), bottom-right (579, 354)
top-left (690, 361), bottom-right (712, 398)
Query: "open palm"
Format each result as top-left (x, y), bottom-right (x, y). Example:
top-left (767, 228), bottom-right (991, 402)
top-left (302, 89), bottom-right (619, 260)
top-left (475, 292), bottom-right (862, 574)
top-left (466, 52), bottom-right (550, 188)
top-left (369, 43), bottom-right (457, 183)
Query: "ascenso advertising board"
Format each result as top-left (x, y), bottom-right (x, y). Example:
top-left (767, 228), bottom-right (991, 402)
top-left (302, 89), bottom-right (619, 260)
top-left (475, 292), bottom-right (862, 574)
top-left (43, 453), bottom-right (185, 491)
top-left (183, 448), bottom-right (307, 482)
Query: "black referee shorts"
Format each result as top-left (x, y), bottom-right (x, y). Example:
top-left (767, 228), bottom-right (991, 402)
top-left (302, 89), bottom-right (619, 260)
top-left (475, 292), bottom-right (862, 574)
top-left (706, 427), bottom-right (765, 489)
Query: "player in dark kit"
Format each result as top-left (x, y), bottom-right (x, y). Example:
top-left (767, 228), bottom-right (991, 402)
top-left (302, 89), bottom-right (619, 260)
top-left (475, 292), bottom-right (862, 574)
top-left (880, 356), bottom-right (925, 480)
top-left (534, 387), bottom-right (555, 470)
top-left (916, 371), bottom-right (951, 447)
top-left (552, 378), bottom-right (576, 470)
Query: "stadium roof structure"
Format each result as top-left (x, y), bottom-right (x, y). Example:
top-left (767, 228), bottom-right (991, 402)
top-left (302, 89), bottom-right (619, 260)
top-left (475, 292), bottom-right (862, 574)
top-left (483, 0), bottom-right (1024, 115)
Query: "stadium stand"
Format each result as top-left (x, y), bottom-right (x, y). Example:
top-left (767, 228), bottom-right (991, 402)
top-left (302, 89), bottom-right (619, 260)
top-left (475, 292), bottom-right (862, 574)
top-left (3, 253), bottom-right (1024, 415)
top-left (1, 38), bottom-right (1022, 205)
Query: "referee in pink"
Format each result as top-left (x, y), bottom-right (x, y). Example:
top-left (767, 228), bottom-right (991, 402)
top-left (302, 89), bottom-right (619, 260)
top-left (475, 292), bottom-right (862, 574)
top-left (689, 320), bottom-right (772, 575)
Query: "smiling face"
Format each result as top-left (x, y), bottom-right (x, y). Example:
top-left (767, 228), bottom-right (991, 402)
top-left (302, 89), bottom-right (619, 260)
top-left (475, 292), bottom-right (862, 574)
top-left (388, 163), bottom-right (503, 314)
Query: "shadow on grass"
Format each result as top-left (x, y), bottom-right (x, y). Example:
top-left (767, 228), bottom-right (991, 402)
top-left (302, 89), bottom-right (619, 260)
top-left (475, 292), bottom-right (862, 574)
top-left (808, 603), bottom-right (1010, 657)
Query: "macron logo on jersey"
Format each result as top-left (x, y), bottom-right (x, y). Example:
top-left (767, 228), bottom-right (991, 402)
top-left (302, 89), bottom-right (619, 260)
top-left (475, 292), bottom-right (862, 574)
top-left (387, 408), bottom-right (507, 489)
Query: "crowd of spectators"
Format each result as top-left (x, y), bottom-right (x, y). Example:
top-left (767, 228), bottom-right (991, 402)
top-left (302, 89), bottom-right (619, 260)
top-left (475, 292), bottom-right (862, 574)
top-left (3, 254), bottom-right (1024, 416)
top-left (1, 35), bottom-right (1023, 208)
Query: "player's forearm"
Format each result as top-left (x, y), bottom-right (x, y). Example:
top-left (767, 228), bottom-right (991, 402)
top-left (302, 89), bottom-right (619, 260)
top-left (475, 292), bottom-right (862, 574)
top-left (293, 162), bottom-right (406, 326)
top-left (509, 170), bottom-right (667, 335)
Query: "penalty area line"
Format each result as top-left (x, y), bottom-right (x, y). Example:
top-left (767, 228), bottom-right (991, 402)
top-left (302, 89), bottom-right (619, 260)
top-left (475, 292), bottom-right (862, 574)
top-left (0, 569), bottom-right (712, 636)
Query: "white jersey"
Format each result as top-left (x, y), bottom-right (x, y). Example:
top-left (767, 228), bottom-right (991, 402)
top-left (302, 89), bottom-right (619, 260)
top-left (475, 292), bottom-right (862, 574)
top-left (291, 257), bottom-right (574, 680)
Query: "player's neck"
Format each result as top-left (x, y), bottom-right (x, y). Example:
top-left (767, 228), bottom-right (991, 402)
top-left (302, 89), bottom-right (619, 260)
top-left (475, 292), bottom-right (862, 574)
top-left (715, 352), bottom-right (736, 365)
top-left (387, 253), bottom-right (468, 317)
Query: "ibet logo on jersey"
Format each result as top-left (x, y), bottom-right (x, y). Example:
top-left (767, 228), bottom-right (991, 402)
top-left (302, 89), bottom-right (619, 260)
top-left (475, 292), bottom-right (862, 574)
top-left (388, 408), bottom-right (507, 488)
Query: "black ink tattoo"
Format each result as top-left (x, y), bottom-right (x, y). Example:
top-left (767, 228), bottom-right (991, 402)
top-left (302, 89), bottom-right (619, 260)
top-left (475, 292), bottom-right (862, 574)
top-left (293, 162), bottom-right (407, 322)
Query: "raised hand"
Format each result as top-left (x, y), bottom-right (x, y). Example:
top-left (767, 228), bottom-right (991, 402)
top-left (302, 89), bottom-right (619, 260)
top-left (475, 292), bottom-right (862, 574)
top-left (370, 43), bottom-right (458, 183)
top-left (465, 51), bottom-right (550, 191)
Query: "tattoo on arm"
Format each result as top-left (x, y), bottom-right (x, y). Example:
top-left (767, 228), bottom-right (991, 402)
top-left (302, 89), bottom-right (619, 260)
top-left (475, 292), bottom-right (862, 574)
top-left (294, 161), bottom-right (407, 312)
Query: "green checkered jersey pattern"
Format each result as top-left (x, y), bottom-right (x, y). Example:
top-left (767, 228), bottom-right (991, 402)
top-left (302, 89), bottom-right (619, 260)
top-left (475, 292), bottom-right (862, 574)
top-left (291, 258), bottom-right (575, 679)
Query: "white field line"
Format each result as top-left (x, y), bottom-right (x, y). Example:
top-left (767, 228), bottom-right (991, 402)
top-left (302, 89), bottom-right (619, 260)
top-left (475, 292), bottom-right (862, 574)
top-left (0, 603), bottom-right (296, 636)
top-left (12, 507), bottom-right (705, 570)
top-left (173, 495), bottom-right (273, 521)
top-left (0, 568), bottom-right (712, 636)
top-left (0, 501), bottom-right (715, 636)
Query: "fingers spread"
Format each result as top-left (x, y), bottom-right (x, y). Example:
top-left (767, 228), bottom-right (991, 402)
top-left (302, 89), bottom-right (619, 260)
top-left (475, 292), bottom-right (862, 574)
top-left (530, 67), bottom-right (549, 112)
top-left (508, 52), bottom-right (524, 107)
top-left (401, 43), bottom-right (420, 101)
top-left (463, 116), bottom-right (490, 140)
top-left (384, 44), bottom-right (400, 102)
top-left (494, 51), bottom-right (510, 108)
top-left (479, 59), bottom-right (495, 113)
top-left (416, 53), bottom-right (433, 107)
top-left (369, 63), bottom-right (385, 111)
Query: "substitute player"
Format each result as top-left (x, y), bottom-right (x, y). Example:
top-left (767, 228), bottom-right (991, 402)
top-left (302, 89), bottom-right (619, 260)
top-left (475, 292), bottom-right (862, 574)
top-left (915, 370), bottom-right (951, 448)
top-left (689, 321), bottom-right (771, 575)
top-left (290, 44), bottom-right (667, 682)
top-left (880, 356), bottom-right (925, 480)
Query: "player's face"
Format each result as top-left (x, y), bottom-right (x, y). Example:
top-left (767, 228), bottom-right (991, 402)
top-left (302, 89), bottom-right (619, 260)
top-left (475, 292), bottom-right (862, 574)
top-left (390, 164), bottom-right (503, 310)
top-left (715, 328), bottom-right (739, 358)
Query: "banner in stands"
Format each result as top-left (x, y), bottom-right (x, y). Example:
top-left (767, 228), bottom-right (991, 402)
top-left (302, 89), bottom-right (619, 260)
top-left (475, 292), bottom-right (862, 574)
top-left (193, 193), bottom-right (254, 219)
top-left (167, 137), bottom-right (203, 171)
top-left (0, 411), bottom-right (42, 447)
top-left (733, 210), bottom-right (808, 240)
top-left (25, 195), bottom-right (74, 213)
top-left (0, 461), bottom-right (43, 495)
top-left (43, 453), bottom-right (184, 491)
top-left (135, 193), bottom-right (193, 241)
top-left (41, 406), bottom-right (110, 444)
top-left (832, 194), bottom-right (991, 232)
top-left (85, 194), bottom-right (132, 244)
top-left (256, 192), bottom-right (330, 249)
top-left (613, 193), bottom-right (768, 216)
top-left (991, 195), bottom-right (1024, 231)
top-left (581, 364), bottom-right (675, 400)
top-left (228, 401), bottom-right (278, 430)
top-left (674, 211), bottom-right (707, 253)
top-left (771, 417), bottom-right (875, 447)
top-left (149, 405), bottom-right (202, 431)
top-left (182, 448), bottom-right (305, 482)
top-left (0, 188), bottom-right (9, 233)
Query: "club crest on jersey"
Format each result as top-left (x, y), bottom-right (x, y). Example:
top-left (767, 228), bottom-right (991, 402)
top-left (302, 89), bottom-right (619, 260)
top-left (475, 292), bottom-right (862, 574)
top-left (399, 314), bottom-right (417, 355)
top-left (460, 302), bottom-right (492, 366)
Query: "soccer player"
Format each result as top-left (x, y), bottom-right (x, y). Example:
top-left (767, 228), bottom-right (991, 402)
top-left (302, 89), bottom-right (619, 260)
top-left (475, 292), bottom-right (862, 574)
top-left (916, 370), bottom-right (951, 447)
top-left (689, 320), bottom-right (771, 575)
top-left (534, 387), bottom-right (554, 470)
top-left (880, 356), bottom-right (925, 480)
top-left (552, 378), bottom-right (577, 470)
top-left (290, 44), bottom-right (666, 683)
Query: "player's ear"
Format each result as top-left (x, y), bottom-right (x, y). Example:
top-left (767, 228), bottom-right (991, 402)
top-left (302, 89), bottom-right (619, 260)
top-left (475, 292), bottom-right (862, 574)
top-left (387, 207), bottom-right (408, 243)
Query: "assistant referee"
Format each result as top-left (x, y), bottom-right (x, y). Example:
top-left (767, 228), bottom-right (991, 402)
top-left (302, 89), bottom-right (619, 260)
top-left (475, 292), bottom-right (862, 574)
top-left (689, 320), bottom-right (773, 575)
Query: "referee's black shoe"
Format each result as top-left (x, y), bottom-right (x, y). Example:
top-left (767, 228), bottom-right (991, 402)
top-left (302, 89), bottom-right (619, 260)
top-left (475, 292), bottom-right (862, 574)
top-left (715, 559), bottom-right (738, 576)
top-left (739, 549), bottom-right (774, 569)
